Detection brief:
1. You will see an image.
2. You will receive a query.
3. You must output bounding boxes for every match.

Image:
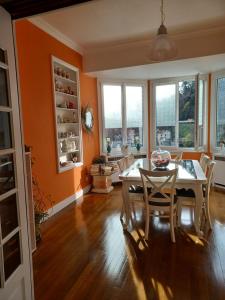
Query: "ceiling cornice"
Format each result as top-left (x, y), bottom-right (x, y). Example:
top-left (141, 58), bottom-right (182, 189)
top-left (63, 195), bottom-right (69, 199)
top-left (29, 17), bottom-right (84, 55)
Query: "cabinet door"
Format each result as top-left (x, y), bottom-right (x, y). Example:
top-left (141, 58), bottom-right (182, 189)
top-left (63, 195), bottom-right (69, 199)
top-left (0, 6), bottom-right (33, 300)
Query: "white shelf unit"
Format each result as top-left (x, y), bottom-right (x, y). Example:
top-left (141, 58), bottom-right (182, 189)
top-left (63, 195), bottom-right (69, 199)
top-left (52, 56), bottom-right (83, 173)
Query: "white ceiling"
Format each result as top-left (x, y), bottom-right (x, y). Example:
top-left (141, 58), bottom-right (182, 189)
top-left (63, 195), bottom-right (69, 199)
top-left (32, 0), bottom-right (225, 49)
top-left (30, 0), bottom-right (225, 78)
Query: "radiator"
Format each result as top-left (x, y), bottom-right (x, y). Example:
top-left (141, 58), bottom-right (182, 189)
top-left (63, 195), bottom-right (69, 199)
top-left (213, 154), bottom-right (225, 189)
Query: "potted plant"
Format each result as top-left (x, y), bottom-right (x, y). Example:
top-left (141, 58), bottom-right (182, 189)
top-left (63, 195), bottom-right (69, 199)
top-left (32, 175), bottom-right (53, 242)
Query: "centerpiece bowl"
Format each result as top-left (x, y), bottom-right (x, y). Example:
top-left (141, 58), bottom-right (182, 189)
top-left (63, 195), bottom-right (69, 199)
top-left (151, 149), bottom-right (171, 169)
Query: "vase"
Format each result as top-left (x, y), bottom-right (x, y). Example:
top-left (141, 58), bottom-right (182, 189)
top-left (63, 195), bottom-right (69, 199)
top-left (151, 149), bottom-right (171, 169)
top-left (107, 143), bottom-right (111, 154)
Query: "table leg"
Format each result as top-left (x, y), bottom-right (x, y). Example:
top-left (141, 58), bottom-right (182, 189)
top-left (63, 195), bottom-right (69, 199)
top-left (194, 184), bottom-right (203, 236)
top-left (121, 181), bottom-right (131, 230)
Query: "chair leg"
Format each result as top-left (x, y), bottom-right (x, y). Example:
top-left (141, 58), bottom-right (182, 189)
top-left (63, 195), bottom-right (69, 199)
top-left (170, 213), bottom-right (176, 243)
top-left (177, 200), bottom-right (182, 227)
top-left (131, 201), bottom-right (136, 218)
top-left (120, 203), bottom-right (124, 220)
top-left (205, 199), bottom-right (213, 229)
top-left (145, 207), bottom-right (150, 240)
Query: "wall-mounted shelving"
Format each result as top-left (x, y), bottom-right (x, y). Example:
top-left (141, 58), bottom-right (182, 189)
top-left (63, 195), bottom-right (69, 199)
top-left (52, 56), bottom-right (83, 173)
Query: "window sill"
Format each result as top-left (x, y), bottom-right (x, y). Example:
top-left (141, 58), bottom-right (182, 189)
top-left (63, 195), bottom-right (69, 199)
top-left (151, 147), bottom-right (206, 153)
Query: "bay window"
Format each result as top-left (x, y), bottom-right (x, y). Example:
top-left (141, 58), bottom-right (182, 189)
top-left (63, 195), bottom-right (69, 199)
top-left (99, 81), bottom-right (147, 154)
top-left (211, 71), bottom-right (225, 150)
top-left (152, 76), bottom-right (207, 150)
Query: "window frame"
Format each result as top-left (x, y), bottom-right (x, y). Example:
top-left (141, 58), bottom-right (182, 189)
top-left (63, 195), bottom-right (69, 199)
top-left (150, 75), bottom-right (208, 152)
top-left (211, 70), bottom-right (225, 152)
top-left (98, 79), bottom-right (148, 155)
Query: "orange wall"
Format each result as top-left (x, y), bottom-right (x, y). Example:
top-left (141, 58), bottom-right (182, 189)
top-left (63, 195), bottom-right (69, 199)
top-left (15, 20), bottom-right (99, 209)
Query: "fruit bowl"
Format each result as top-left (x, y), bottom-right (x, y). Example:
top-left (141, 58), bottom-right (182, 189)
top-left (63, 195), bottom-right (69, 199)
top-left (151, 149), bottom-right (171, 169)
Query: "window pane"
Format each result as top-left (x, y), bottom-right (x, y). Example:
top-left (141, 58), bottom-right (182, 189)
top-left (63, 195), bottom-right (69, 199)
top-left (3, 232), bottom-right (21, 281)
top-left (156, 84), bottom-right (176, 146)
top-left (216, 78), bottom-right (225, 146)
top-left (179, 80), bottom-right (195, 147)
top-left (103, 85), bottom-right (122, 148)
top-left (0, 194), bottom-right (18, 239)
top-left (0, 67), bottom-right (9, 107)
top-left (0, 112), bottom-right (12, 150)
top-left (198, 79), bottom-right (204, 147)
top-left (0, 154), bottom-right (15, 195)
top-left (126, 86), bottom-right (143, 147)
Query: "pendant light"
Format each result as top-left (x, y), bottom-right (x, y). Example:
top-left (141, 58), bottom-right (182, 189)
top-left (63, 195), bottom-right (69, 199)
top-left (149, 0), bottom-right (177, 62)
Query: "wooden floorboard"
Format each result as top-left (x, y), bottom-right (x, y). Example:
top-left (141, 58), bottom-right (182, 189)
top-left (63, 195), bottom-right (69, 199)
top-left (33, 187), bottom-right (225, 300)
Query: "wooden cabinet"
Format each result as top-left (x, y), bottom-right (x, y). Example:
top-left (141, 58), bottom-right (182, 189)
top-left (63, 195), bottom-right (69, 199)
top-left (52, 56), bottom-right (83, 173)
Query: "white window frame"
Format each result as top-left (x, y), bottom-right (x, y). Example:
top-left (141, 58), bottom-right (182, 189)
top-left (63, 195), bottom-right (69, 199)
top-left (150, 75), bottom-right (208, 152)
top-left (211, 69), bottom-right (225, 152)
top-left (98, 79), bottom-right (148, 155)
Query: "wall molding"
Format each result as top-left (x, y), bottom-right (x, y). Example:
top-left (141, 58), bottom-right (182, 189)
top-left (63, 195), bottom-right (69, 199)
top-left (28, 16), bottom-right (84, 55)
top-left (47, 184), bottom-right (91, 217)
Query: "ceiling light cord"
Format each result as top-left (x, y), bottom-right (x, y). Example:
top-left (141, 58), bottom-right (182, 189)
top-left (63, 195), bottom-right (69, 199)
top-left (160, 0), bottom-right (165, 25)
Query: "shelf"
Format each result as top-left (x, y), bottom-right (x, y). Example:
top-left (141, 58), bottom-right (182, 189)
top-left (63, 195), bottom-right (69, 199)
top-left (59, 161), bottom-right (83, 173)
top-left (56, 107), bottom-right (77, 111)
top-left (59, 149), bottom-right (79, 156)
top-left (52, 56), bottom-right (82, 173)
top-left (54, 74), bottom-right (76, 84)
top-left (55, 91), bottom-right (77, 98)
top-left (57, 122), bottom-right (78, 126)
top-left (58, 136), bottom-right (79, 141)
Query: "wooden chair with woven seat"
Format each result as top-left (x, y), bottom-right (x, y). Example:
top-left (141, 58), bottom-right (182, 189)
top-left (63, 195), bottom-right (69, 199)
top-left (199, 153), bottom-right (210, 174)
top-left (177, 159), bottom-right (216, 229)
top-left (125, 153), bottom-right (135, 168)
top-left (170, 151), bottom-right (183, 163)
top-left (139, 167), bottom-right (178, 243)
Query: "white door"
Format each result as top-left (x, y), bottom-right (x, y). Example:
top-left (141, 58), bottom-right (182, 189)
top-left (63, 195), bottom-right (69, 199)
top-left (0, 6), bottom-right (34, 300)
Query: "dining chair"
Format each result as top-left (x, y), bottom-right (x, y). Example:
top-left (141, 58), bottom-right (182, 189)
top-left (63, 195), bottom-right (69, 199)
top-left (117, 157), bottom-right (127, 172)
top-left (177, 159), bottom-right (216, 229)
top-left (199, 153), bottom-right (210, 174)
top-left (139, 167), bottom-right (178, 243)
top-left (125, 153), bottom-right (135, 168)
top-left (170, 151), bottom-right (183, 163)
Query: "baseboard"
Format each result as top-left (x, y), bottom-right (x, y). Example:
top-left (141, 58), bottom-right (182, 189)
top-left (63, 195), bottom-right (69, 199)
top-left (47, 184), bottom-right (91, 218)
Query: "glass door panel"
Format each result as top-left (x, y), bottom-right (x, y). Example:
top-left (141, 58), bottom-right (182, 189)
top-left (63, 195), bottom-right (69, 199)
top-left (0, 47), bottom-right (21, 288)
top-left (0, 67), bottom-right (9, 107)
top-left (0, 112), bottom-right (12, 150)
top-left (0, 154), bottom-right (15, 195)
top-left (3, 232), bottom-right (21, 281)
top-left (0, 194), bottom-right (18, 239)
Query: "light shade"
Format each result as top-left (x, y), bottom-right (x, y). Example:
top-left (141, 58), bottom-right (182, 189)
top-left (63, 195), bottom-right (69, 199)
top-left (149, 0), bottom-right (177, 62)
top-left (150, 28), bottom-right (177, 62)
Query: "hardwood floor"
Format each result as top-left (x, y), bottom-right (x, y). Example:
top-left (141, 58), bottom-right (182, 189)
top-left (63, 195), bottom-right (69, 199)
top-left (33, 187), bottom-right (225, 300)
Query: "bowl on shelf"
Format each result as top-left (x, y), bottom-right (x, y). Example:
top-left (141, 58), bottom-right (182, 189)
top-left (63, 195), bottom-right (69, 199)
top-left (151, 149), bottom-right (171, 169)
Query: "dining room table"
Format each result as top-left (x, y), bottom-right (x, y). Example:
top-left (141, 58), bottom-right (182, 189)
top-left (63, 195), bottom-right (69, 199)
top-left (119, 158), bottom-right (207, 236)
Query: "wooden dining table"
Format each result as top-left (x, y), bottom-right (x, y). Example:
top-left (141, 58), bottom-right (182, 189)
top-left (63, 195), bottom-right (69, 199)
top-left (119, 158), bottom-right (207, 236)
